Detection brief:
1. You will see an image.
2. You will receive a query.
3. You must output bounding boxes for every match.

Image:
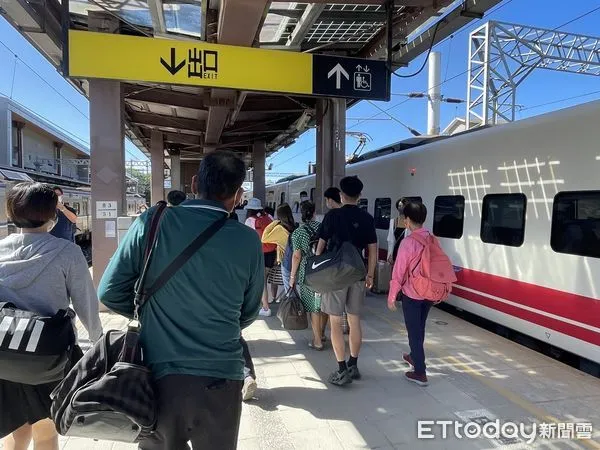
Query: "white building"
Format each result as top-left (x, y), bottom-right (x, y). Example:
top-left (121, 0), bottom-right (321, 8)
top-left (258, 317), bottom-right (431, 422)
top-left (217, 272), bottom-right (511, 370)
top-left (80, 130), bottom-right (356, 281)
top-left (0, 96), bottom-right (90, 183)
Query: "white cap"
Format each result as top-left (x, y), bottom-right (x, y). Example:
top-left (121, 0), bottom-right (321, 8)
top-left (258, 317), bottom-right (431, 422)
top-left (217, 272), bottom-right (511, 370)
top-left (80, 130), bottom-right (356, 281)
top-left (244, 197), bottom-right (263, 210)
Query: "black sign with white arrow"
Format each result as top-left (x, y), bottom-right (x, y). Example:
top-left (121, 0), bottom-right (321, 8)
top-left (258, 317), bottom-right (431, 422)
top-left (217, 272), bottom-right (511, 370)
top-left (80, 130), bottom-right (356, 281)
top-left (312, 54), bottom-right (389, 101)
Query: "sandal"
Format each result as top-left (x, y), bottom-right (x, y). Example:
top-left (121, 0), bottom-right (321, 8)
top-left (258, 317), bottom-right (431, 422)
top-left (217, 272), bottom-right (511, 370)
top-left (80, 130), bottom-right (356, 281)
top-left (308, 341), bottom-right (324, 351)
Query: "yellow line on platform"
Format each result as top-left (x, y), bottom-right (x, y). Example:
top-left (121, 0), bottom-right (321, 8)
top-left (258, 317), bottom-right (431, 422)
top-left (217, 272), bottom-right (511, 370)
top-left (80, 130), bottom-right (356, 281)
top-left (366, 306), bottom-right (600, 449)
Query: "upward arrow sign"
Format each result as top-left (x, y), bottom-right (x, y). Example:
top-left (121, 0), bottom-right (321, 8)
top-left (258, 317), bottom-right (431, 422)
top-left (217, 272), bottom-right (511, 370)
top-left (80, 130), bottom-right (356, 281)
top-left (327, 63), bottom-right (349, 89)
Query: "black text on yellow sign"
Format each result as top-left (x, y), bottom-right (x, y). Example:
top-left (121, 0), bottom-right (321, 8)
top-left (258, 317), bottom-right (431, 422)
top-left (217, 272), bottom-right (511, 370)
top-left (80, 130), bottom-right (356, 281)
top-left (68, 30), bottom-right (390, 100)
top-left (69, 30), bottom-right (312, 95)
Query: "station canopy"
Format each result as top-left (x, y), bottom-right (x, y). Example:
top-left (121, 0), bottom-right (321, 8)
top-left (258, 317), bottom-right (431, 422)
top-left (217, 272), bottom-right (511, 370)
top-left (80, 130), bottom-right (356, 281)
top-left (1, 0), bottom-right (502, 160)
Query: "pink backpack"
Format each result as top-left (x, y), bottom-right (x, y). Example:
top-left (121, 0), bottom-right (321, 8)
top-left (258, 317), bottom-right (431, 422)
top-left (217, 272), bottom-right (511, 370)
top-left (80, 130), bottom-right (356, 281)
top-left (407, 232), bottom-right (457, 302)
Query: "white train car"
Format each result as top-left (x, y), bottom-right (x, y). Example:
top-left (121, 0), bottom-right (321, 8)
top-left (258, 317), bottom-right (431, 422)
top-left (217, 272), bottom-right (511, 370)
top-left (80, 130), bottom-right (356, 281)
top-left (267, 100), bottom-right (600, 365)
top-left (0, 167), bottom-right (146, 242)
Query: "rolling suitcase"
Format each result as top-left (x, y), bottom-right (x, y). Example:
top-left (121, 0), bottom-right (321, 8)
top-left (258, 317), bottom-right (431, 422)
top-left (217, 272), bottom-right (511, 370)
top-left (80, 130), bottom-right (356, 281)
top-left (371, 261), bottom-right (391, 294)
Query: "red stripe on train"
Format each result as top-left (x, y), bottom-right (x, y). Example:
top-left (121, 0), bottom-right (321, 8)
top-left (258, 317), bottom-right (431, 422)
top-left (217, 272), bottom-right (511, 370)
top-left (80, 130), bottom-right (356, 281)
top-left (455, 268), bottom-right (600, 329)
top-left (452, 286), bottom-right (600, 346)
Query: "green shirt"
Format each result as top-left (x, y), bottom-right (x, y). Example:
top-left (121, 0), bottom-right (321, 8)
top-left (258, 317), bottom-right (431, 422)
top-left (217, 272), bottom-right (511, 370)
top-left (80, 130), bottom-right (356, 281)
top-left (98, 199), bottom-right (264, 381)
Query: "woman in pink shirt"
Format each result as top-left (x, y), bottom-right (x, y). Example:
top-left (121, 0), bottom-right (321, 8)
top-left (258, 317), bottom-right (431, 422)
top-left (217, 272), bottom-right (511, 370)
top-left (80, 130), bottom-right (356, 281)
top-left (388, 202), bottom-right (434, 386)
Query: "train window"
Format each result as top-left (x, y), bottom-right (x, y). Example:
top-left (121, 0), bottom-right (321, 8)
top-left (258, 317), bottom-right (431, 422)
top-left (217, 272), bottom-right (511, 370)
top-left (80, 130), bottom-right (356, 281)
top-left (551, 191), bottom-right (600, 258)
top-left (405, 196), bottom-right (423, 204)
top-left (280, 192), bottom-right (285, 205)
top-left (481, 193), bottom-right (527, 247)
top-left (310, 188), bottom-right (315, 202)
top-left (433, 196), bottom-right (465, 239)
top-left (374, 198), bottom-right (391, 230)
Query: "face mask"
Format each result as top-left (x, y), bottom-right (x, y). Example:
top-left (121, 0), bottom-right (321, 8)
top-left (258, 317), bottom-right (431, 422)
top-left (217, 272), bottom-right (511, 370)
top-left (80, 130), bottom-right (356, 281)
top-left (230, 189), bottom-right (243, 213)
top-left (58, 195), bottom-right (64, 203)
top-left (46, 217), bottom-right (58, 232)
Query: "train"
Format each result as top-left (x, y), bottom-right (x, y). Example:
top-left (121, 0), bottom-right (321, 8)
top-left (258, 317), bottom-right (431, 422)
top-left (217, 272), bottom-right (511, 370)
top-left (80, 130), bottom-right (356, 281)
top-left (0, 166), bottom-right (146, 243)
top-left (266, 100), bottom-right (600, 366)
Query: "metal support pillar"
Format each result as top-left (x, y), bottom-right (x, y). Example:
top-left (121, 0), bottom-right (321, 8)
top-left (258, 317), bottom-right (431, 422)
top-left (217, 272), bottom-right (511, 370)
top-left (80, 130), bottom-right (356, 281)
top-left (315, 98), bottom-right (346, 215)
top-left (170, 150), bottom-right (181, 192)
top-left (252, 141), bottom-right (266, 204)
top-left (427, 51), bottom-right (441, 135)
top-left (151, 130), bottom-right (164, 204)
top-left (89, 79), bottom-right (125, 289)
top-left (467, 21), bottom-right (600, 129)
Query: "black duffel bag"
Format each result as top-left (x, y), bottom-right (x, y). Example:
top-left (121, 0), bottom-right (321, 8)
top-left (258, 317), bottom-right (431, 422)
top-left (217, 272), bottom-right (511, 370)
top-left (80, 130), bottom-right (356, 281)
top-left (0, 302), bottom-right (75, 385)
top-left (276, 289), bottom-right (308, 330)
top-left (304, 241), bottom-right (366, 294)
top-left (50, 328), bottom-right (157, 442)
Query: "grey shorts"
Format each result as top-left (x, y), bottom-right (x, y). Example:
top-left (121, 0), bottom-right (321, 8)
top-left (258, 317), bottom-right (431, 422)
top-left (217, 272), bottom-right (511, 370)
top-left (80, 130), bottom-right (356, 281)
top-left (320, 280), bottom-right (366, 316)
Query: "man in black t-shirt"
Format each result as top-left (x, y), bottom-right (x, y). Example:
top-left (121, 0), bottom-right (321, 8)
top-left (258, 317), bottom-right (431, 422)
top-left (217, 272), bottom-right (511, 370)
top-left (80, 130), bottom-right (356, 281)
top-left (316, 176), bottom-right (377, 386)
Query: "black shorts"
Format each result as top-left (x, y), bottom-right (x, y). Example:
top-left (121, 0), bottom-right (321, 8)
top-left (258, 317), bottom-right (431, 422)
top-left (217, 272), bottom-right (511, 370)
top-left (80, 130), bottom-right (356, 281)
top-left (264, 251), bottom-right (277, 269)
top-left (0, 379), bottom-right (58, 436)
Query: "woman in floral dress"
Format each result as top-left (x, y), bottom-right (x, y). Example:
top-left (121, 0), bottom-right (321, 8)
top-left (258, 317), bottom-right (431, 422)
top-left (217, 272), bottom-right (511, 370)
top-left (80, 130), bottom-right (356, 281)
top-left (290, 201), bottom-right (327, 350)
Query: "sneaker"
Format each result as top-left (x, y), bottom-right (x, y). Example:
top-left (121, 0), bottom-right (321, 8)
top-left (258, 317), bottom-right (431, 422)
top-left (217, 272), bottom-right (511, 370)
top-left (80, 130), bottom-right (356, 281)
top-left (328, 369), bottom-right (352, 386)
top-left (259, 308), bottom-right (272, 317)
top-left (402, 353), bottom-right (414, 367)
top-left (405, 371), bottom-right (428, 386)
top-left (242, 376), bottom-right (257, 401)
top-left (348, 365), bottom-right (362, 380)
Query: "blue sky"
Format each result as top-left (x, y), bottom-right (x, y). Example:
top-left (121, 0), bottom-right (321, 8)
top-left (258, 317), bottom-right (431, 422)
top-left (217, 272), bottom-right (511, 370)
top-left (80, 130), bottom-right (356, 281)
top-left (1, 0), bottom-right (599, 174)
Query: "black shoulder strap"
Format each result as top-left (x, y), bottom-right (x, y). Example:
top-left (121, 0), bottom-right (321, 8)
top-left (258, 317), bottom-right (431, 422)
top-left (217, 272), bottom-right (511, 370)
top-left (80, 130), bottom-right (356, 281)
top-left (144, 201), bottom-right (168, 260)
top-left (133, 202), bottom-right (168, 311)
top-left (135, 214), bottom-right (228, 309)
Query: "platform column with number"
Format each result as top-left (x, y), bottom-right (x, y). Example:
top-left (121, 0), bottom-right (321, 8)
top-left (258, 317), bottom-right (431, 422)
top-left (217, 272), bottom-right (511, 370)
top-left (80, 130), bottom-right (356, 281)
top-left (88, 13), bottom-right (127, 290)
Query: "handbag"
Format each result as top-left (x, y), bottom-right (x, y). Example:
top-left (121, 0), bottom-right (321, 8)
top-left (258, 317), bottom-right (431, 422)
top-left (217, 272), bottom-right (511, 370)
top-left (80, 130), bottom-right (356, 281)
top-left (50, 202), bottom-right (227, 443)
top-left (303, 216), bottom-right (367, 294)
top-left (304, 241), bottom-right (366, 294)
top-left (0, 302), bottom-right (76, 385)
top-left (276, 288), bottom-right (308, 330)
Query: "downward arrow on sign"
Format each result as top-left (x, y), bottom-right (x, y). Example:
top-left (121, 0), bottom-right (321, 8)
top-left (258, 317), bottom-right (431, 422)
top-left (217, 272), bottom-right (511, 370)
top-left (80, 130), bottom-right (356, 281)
top-left (160, 48), bottom-right (186, 75)
top-left (327, 63), bottom-right (349, 89)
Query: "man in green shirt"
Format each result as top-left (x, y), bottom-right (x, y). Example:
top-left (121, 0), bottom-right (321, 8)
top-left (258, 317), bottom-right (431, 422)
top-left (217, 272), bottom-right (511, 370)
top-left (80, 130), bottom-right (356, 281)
top-left (98, 151), bottom-right (264, 450)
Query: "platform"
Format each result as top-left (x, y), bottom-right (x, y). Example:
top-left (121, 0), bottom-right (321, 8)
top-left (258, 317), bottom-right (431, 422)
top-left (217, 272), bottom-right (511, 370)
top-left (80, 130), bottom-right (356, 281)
top-left (5, 294), bottom-right (600, 450)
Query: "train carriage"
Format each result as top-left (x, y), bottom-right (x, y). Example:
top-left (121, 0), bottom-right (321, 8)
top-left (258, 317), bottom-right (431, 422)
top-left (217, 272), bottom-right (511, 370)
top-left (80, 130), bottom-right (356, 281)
top-left (0, 167), bottom-right (146, 243)
top-left (267, 100), bottom-right (600, 366)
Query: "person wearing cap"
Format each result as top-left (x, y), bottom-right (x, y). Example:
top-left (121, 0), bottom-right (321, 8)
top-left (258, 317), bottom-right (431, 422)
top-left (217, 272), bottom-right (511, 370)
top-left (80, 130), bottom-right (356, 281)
top-left (244, 198), bottom-right (276, 317)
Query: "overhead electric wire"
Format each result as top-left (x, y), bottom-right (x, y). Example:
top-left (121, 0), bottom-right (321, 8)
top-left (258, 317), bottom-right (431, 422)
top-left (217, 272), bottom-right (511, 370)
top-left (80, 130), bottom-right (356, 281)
top-left (269, 0), bottom-right (600, 168)
top-left (366, 100), bottom-right (421, 135)
top-left (444, 35), bottom-right (453, 82)
top-left (9, 55), bottom-right (17, 99)
top-left (391, 21), bottom-right (442, 79)
top-left (0, 39), bottom-right (145, 161)
top-left (0, 38), bottom-right (89, 119)
top-left (552, 5), bottom-right (600, 31)
top-left (520, 90), bottom-right (600, 112)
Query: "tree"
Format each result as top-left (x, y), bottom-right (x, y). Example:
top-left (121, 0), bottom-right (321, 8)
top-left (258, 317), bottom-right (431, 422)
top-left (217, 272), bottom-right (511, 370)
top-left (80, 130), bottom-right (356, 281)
top-left (129, 168), bottom-right (151, 204)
